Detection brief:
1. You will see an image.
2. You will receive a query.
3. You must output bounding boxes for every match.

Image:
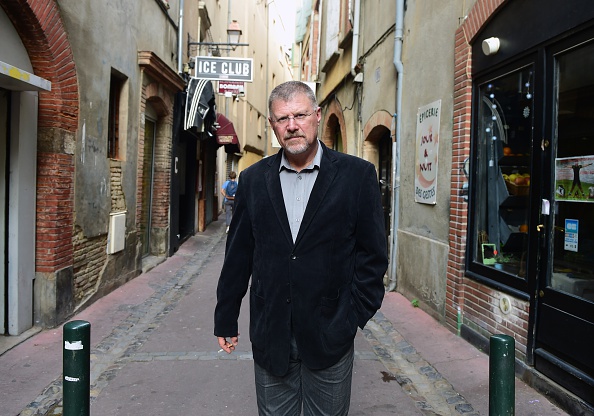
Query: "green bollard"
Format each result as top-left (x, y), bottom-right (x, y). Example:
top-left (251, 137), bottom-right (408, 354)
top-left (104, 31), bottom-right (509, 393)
top-left (63, 320), bottom-right (91, 416)
top-left (489, 334), bottom-right (515, 415)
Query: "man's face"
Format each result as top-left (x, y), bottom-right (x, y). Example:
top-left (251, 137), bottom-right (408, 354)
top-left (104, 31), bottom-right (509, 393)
top-left (269, 94), bottom-right (321, 156)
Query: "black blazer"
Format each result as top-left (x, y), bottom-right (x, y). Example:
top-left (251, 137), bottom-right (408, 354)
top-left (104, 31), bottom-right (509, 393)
top-left (214, 142), bottom-right (388, 376)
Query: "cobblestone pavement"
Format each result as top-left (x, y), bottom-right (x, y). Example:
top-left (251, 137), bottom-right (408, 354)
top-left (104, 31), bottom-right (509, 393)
top-left (9, 220), bottom-right (565, 416)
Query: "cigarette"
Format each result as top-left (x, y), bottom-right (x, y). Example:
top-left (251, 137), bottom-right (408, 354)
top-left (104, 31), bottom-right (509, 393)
top-left (218, 348), bottom-right (224, 353)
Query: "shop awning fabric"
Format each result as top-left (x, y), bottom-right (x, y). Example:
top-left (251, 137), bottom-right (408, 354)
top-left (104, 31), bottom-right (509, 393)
top-left (215, 113), bottom-right (241, 154)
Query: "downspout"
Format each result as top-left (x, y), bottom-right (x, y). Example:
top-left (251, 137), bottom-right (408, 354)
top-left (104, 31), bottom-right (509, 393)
top-left (316, 0), bottom-right (323, 81)
top-left (178, 0), bottom-right (185, 74)
top-left (350, 0), bottom-right (361, 76)
top-left (388, 0), bottom-right (404, 291)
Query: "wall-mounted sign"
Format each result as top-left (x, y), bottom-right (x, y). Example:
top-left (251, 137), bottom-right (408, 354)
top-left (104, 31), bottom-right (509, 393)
top-left (194, 56), bottom-right (253, 82)
top-left (415, 99), bottom-right (441, 205)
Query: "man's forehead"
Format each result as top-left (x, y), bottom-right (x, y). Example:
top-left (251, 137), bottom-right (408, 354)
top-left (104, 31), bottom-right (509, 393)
top-left (271, 95), bottom-right (311, 112)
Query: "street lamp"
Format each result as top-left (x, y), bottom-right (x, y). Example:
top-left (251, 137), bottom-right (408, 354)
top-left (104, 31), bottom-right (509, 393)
top-left (227, 20), bottom-right (242, 46)
top-left (187, 20), bottom-right (249, 56)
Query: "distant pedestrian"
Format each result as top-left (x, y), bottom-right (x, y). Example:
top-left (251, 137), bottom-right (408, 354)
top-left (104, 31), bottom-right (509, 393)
top-left (214, 81), bottom-right (388, 415)
top-left (221, 171), bottom-right (237, 233)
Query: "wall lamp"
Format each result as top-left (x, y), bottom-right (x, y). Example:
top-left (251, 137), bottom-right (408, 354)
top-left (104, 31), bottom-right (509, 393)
top-left (482, 37), bottom-right (500, 56)
top-left (188, 20), bottom-right (249, 57)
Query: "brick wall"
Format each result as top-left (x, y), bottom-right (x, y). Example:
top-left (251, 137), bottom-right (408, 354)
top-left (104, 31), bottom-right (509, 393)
top-left (3, 0), bottom-right (79, 279)
top-left (36, 152), bottom-right (74, 272)
top-left (446, 0), bottom-right (531, 354)
top-left (72, 226), bottom-right (107, 302)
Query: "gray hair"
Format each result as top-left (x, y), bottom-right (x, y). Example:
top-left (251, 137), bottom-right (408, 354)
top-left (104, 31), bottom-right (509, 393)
top-left (268, 81), bottom-right (317, 114)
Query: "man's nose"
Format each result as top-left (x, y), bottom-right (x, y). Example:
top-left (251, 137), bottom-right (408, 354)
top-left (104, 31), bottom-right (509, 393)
top-left (286, 117), bottom-right (299, 129)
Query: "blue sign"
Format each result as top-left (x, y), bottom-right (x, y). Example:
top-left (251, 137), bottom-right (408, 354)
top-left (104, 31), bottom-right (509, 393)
top-left (564, 219), bottom-right (578, 252)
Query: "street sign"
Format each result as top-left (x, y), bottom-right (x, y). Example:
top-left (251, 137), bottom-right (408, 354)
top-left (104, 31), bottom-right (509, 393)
top-left (194, 56), bottom-right (253, 82)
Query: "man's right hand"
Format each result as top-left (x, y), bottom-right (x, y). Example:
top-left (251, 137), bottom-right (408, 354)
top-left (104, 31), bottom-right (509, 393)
top-left (217, 335), bottom-right (239, 353)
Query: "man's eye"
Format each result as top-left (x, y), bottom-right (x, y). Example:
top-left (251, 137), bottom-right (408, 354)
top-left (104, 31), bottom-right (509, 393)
top-left (294, 114), bottom-right (307, 120)
top-left (277, 116), bottom-right (289, 123)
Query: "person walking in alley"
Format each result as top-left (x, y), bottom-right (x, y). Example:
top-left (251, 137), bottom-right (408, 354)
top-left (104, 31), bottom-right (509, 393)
top-left (221, 171), bottom-right (238, 233)
top-left (214, 81), bottom-right (388, 415)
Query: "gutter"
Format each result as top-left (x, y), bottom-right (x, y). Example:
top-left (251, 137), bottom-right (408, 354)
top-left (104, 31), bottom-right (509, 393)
top-left (388, 0), bottom-right (404, 291)
top-left (178, 0), bottom-right (184, 74)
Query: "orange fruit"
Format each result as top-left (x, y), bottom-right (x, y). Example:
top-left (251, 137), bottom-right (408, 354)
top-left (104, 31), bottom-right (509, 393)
top-left (519, 224), bottom-right (529, 233)
top-left (503, 147), bottom-right (512, 156)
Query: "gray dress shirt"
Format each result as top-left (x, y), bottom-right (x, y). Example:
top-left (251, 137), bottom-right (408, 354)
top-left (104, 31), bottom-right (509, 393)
top-left (279, 141), bottom-right (323, 242)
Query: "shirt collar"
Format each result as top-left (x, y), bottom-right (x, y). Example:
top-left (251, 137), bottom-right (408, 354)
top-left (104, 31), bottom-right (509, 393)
top-left (280, 140), bottom-right (323, 172)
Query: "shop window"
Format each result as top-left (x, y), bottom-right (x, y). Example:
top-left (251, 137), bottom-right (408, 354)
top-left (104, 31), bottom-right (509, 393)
top-left (470, 66), bottom-right (534, 284)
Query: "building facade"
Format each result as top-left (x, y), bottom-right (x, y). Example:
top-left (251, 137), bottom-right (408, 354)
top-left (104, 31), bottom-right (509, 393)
top-left (297, 0), bottom-right (594, 412)
top-left (1, 0), bottom-right (292, 341)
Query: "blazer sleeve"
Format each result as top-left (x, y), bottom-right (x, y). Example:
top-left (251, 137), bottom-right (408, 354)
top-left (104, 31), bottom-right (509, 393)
top-left (213, 177), bottom-right (254, 337)
top-left (351, 163), bottom-right (389, 328)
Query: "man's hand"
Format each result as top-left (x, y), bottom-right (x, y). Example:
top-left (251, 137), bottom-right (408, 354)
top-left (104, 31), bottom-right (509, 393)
top-left (217, 335), bottom-right (239, 353)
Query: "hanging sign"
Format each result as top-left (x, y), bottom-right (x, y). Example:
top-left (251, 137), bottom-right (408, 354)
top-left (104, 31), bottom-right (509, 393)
top-left (415, 100), bottom-right (441, 205)
top-left (194, 56), bottom-right (253, 82)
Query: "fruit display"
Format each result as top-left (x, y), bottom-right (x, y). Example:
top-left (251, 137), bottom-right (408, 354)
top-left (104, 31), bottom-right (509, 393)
top-left (502, 172), bottom-right (531, 195)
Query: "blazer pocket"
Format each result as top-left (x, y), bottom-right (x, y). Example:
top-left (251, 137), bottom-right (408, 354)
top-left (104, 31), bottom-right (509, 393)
top-left (249, 289), bottom-right (266, 351)
top-left (319, 293), bottom-right (358, 354)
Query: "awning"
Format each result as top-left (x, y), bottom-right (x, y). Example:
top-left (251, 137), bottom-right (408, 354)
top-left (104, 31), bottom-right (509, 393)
top-left (215, 113), bottom-right (241, 154)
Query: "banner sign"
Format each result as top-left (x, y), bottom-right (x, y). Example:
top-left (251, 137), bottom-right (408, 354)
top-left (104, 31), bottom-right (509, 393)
top-left (415, 100), bottom-right (441, 205)
top-left (194, 56), bottom-right (253, 82)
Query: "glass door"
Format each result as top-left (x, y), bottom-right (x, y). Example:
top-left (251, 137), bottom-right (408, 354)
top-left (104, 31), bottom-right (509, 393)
top-left (535, 37), bottom-right (594, 405)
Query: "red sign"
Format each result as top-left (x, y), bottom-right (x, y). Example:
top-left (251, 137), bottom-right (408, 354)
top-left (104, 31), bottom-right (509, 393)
top-left (218, 81), bottom-right (245, 95)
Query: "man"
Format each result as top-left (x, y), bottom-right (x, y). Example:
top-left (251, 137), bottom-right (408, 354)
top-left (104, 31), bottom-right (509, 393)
top-left (221, 171), bottom-right (238, 233)
top-left (214, 81), bottom-right (388, 415)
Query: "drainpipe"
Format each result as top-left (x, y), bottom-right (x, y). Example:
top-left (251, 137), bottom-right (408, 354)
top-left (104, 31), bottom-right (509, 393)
top-left (388, 0), bottom-right (404, 292)
top-left (178, 0), bottom-right (185, 74)
top-left (350, 0), bottom-right (361, 76)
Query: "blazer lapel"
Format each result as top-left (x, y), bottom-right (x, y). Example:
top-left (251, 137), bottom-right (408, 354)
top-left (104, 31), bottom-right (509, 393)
top-left (265, 151), bottom-right (294, 246)
top-left (294, 144), bottom-right (338, 247)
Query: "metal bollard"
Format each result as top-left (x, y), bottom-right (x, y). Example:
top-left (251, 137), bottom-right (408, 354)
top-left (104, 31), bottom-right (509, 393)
top-left (63, 320), bottom-right (91, 416)
top-left (489, 334), bottom-right (515, 415)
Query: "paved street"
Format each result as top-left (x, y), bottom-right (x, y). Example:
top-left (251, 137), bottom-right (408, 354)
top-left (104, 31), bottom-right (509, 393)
top-left (1, 219), bottom-right (566, 415)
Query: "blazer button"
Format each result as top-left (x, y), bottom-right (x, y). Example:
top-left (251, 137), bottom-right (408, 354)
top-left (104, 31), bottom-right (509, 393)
top-left (286, 298), bottom-right (291, 303)
top-left (290, 254), bottom-right (297, 260)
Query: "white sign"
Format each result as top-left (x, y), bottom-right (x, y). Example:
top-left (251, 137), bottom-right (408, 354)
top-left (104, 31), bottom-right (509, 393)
top-left (415, 100), bottom-right (441, 204)
top-left (194, 56), bottom-right (253, 82)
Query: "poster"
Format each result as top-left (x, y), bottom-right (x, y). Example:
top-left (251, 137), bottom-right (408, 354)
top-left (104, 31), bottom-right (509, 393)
top-left (415, 100), bottom-right (441, 204)
top-left (554, 155), bottom-right (594, 203)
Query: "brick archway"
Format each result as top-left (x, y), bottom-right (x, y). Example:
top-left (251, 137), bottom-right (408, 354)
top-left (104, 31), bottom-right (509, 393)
top-left (321, 96), bottom-right (348, 152)
top-left (445, 0), bottom-right (506, 329)
top-left (1, 0), bottom-right (79, 275)
top-left (1, 0), bottom-right (79, 132)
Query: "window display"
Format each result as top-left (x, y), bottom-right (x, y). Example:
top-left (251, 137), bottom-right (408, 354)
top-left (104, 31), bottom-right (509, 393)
top-left (473, 67), bottom-right (534, 278)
